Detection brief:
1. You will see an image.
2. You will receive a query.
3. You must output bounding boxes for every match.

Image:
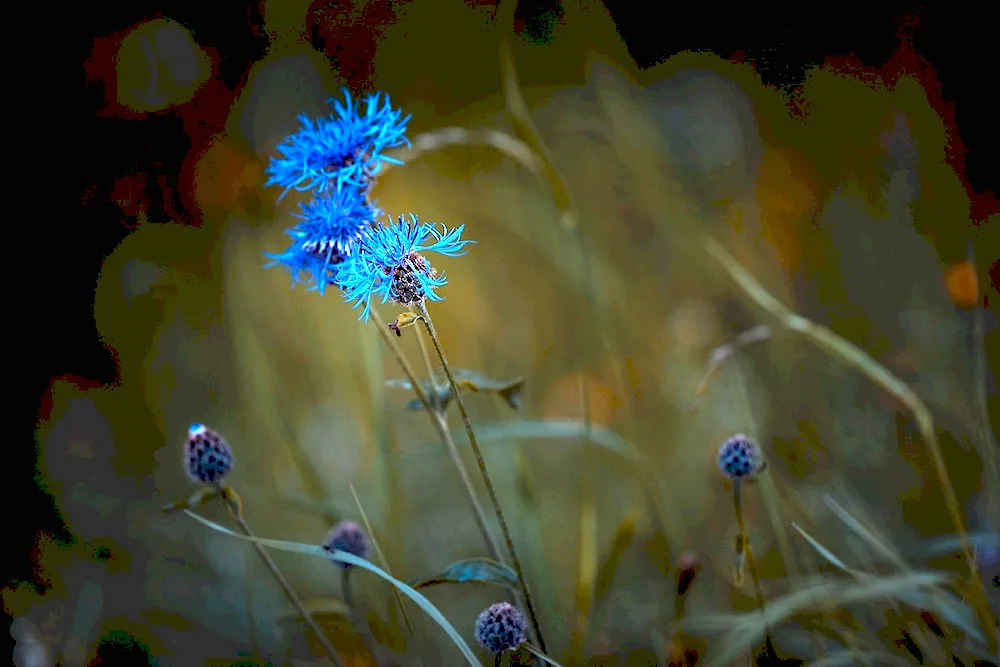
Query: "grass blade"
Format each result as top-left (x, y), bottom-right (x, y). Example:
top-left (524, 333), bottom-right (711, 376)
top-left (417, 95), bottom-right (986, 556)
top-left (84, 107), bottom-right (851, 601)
top-left (791, 523), bottom-right (851, 572)
top-left (686, 571), bottom-right (960, 667)
top-left (348, 482), bottom-right (414, 636)
top-left (183, 510), bottom-right (481, 666)
top-left (806, 649), bottom-right (912, 667)
top-left (594, 505), bottom-right (639, 607)
top-left (526, 644), bottom-right (567, 667)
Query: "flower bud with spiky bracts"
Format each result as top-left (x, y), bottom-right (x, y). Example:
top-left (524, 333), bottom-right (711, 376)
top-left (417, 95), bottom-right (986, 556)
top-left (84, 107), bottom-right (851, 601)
top-left (474, 602), bottom-right (527, 654)
top-left (322, 520), bottom-right (370, 569)
top-left (185, 424), bottom-right (234, 484)
top-left (717, 434), bottom-right (764, 480)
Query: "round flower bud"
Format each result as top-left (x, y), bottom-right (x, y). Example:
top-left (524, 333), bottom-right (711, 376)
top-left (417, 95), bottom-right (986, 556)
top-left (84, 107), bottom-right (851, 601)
top-left (323, 520), bottom-right (370, 568)
top-left (185, 424), bottom-right (233, 484)
top-left (474, 602), bottom-right (527, 654)
top-left (717, 433), bottom-right (763, 480)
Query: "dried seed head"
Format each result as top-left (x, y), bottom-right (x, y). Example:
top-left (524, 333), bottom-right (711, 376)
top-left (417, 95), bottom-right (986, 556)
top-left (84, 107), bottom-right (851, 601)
top-left (388, 251), bottom-right (436, 305)
top-left (717, 434), bottom-right (763, 480)
top-left (323, 520), bottom-right (370, 568)
top-left (474, 602), bottom-right (527, 654)
top-left (185, 424), bottom-right (233, 484)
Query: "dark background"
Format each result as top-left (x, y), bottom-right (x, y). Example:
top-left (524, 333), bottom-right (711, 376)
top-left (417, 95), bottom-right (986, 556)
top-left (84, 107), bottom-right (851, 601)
top-left (15, 1), bottom-right (995, 663)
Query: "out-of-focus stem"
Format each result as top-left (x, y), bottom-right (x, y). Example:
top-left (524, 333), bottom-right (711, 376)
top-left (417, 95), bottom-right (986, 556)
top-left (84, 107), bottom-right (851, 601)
top-left (416, 301), bottom-right (547, 654)
top-left (213, 483), bottom-right (345, 667)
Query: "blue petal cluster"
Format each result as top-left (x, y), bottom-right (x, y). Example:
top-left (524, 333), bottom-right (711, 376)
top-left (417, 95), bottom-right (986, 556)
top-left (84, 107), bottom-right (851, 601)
top-left (265, 89), bottom-right (411, 199)
top-left (264, 184), bottom-right (379, 294)
top-left (340, 215), bottom-right (473, 322)
top-left (263, 88), bottom-right (474, 320)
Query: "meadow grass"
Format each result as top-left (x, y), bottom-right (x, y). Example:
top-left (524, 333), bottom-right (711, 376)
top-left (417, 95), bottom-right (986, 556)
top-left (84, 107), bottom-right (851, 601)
top-left (19, 6), bottom-right (1000, 667)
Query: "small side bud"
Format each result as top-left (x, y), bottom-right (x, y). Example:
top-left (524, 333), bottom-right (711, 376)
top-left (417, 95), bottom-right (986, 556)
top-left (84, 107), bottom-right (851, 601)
top-left (388, 311), bottom-right (421, 336)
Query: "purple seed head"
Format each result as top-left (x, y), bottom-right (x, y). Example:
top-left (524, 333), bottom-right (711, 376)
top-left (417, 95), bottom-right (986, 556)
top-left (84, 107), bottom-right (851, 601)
top-left (323, 520), bottom-right (370, 568)
top-left (474, 602), bottom-right (527, 654)
top-left (717, 433), bottom-right (763, 480)
top-left (185, 424), bottom-right (234, 484)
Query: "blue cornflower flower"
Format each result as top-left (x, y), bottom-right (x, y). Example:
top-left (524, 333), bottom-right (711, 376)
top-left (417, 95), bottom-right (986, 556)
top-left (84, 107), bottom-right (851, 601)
top-left (265, 185), bottom-right (380, 294)
top-left (264, 89), bottom-right (411, 199)
top-left (339, 214), bottom-right (474, 321)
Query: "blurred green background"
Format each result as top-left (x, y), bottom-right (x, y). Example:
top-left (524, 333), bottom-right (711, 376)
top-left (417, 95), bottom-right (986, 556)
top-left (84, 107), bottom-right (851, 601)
top-left (19, 1), bottom-right (998, 665)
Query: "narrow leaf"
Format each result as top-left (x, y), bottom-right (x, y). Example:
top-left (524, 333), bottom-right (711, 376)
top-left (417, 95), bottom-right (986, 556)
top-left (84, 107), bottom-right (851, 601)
top-left (526, 644), bottom-right (567, 667)
top-left (791, 523), bottom-right (851, 572)
top-left (411, 558), bottom-right (518, 590)
top-left (182, 510), bottom-right (480, 666)
top-left (594, 506), bottom-right (638, 607)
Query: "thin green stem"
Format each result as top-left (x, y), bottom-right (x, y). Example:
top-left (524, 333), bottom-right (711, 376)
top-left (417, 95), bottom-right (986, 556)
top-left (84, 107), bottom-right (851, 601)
top-left (416, 301), bottom-right (547, 654)
top-left (411, 306), bottom-right (439, 396)
top-left (341, 567), bottom-right (353, 610)
top-left (213, 483), bottom-right (345, 667)
top-left (369, 308), bottom-right (503, 561)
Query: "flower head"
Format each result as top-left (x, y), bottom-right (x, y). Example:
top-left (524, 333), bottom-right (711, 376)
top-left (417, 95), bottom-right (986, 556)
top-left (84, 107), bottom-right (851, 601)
top-left (474, 602), bottom-right (527, 654)
top-left (185, 423), bottom-right (233, 484)
top-left (265, 185), bottom-right (379, 293)
top-left (323, 520), bottom-right (370, 568)
top-left (717, 434), bottom-right (763, 480)
top-left (339, 214), bottom-right (473, 321)
top-left (265, 89), bottom-right (411, 199)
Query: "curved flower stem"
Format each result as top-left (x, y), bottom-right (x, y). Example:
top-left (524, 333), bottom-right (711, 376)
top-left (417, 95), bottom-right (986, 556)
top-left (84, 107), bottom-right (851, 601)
top-left (416, 301), bottom-right (547, 654)
top-left (212, 482), bottom-right (345, 667)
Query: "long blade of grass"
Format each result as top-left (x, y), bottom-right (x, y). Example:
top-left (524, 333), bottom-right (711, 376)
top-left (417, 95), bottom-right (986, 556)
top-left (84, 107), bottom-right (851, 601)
top-left (448, 419), bottom-right (679, 573)
top-left (594, 505), bottom-right (639, 607)
top-left (183, 510), bottom-right (481, 666)
top-left (685, 571), bottom-right (961, 667)
top-left (792, 522), bottom-right (985, 643)
top-left (526, 644), bottom-right (567, 667)
top-left (790, 523), bottom-right (851, 572)
top-left (454, 419), bottom-right (644, 463)
top-left (348, 482), bottom-right (415, 638)
top-left (703, 235), bottom-right (998, 650)
top-left (806, 649), bottom-right (912, 667)
top-left (823, 495), bottom-right (907, 569)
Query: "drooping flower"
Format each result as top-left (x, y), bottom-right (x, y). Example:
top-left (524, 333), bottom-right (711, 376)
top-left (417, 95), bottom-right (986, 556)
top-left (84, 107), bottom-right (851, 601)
top-left (185, 424), bottom-right (234, 484)
top-left (339, 214), bottom-right (473, 321)
top-left (474, 602), bottom-right (527, 654)
top-left (265, 185), bottom-right (380, 294)
top-left (264, 89), bottom-right (411, 199)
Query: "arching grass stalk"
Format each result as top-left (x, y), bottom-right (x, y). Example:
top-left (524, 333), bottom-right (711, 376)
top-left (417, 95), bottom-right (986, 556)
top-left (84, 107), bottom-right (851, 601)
top-left (416, 300), bottom-right (547, 654)
top-left (704, 235), bottom-right (999, 652)
top-left (211, 482), bottom-right (346, 667)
